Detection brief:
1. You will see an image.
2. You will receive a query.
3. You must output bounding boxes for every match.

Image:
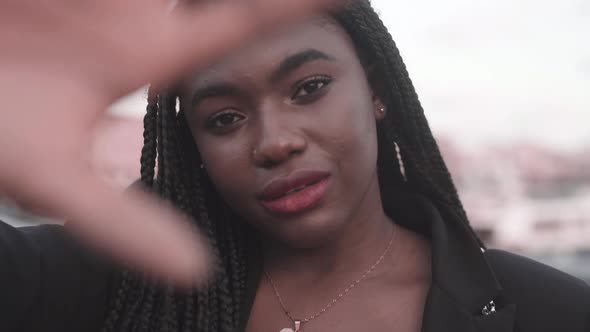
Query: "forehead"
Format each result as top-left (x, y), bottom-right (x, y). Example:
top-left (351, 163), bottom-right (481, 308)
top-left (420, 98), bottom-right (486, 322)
top-left (186, 17), bottom-right (357, 84)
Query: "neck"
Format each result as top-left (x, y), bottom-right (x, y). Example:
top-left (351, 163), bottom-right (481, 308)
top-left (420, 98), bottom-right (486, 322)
top-left (262, 172), bottom-right (398, 284)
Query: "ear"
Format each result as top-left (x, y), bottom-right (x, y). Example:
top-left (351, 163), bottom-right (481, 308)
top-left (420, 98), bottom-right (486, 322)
top-left (366, 64), bottom-right (387, 121)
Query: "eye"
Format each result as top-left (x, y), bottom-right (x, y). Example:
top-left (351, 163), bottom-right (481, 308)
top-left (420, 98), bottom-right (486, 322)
top-left (292, 75), bottom-right (332, 100)
top-left (206, 110), bottom-right (245, 130)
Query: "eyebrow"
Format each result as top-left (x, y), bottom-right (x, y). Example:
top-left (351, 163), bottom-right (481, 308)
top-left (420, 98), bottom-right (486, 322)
top-left (191, 84), bottom-right (241, 109)
top-left (270, 49), bottom-right (336, 84)
top-left (191, 49), bottom-right (335, 109)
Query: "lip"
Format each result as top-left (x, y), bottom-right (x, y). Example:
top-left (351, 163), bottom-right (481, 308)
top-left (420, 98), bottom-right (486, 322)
top-left (258, 170), bottom-right (331, 200)
top-left (258, 170), bottom-right (331, 215)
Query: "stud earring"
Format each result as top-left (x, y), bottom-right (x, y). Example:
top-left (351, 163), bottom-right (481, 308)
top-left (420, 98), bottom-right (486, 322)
top-left (394, 141), bottom-right (407, 182)
top-left (379, 107), bottom-right (385, 114)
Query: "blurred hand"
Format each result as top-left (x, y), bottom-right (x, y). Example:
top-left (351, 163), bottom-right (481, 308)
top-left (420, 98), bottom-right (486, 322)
top-left (0, 0), bottom-right (346, 287)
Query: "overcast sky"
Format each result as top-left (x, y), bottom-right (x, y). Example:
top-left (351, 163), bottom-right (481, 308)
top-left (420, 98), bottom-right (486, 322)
top-left (110, 0), bottom-right (590, 150)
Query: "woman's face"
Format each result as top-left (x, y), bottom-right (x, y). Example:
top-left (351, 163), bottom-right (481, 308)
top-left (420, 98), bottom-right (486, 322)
top-left (182, 18), bottom-right (385, 248)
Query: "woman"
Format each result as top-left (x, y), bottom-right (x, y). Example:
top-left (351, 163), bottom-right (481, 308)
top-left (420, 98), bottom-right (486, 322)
top-left (1, 1), bottom-right (589, 332)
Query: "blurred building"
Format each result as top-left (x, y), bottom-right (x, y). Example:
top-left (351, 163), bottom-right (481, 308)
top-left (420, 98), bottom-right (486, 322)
top-left (439, 139), bottom-right (590, 252)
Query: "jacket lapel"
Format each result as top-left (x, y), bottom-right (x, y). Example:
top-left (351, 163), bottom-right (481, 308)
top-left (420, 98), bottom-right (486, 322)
top-left (396, 195), bottom-right (517, 332)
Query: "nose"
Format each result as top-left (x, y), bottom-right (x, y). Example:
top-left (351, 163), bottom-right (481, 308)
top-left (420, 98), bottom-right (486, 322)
top-left (252, 111), bottom-right (307, 169)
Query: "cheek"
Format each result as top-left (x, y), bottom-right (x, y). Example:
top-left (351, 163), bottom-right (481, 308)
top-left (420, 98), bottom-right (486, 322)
top-left (336, 107), bottom-right (378, 178)
top-left (309, 82), bottom-right (378, 168)
top-left (196, 138), bottom-right (253, 201)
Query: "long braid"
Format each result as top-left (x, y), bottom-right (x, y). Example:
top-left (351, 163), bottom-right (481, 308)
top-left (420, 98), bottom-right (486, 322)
top-left (158, 94), bottom-right (174, 200)
top-left (224, 212), bottom-right (247, 325)
top-left (160, 291), bottom-right (180, 332)
top-left (136, 95), bottom-right (175, 332)
top-left (154, 95), bottom-right (185, 332)
top-left (199, 183), bottom-right (220, 332)
top-left (118, 277), bottom-right (147, 331)
top-left (180, 289), bottom-right (196, 332)
top-left (147, 288), bottom-right (164, 331)
top-left (140, 89), bottom-right (158, 187)
top-left (101, 271), bottom-right (130, 331)
top-left (208, 200), bottom-right (237, 332)
top-left (200, 178), bottom-right (237, 332)
top-left (222, 206), bottom-right (248, 330)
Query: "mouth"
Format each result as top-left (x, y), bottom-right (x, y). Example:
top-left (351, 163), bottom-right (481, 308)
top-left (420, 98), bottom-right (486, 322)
top-left (258, 170), bottom-right (331, 215)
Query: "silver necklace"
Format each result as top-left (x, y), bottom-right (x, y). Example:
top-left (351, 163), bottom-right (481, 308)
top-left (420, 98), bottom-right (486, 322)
top-left (264, 230), bottom-right (396, 332)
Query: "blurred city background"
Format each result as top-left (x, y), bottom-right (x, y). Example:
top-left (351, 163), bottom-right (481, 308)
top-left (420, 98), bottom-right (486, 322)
top-left (2, 0), bottom-right (589, 282)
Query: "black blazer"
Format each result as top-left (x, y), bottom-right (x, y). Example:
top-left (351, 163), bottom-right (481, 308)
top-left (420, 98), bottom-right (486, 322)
top-left (235, 194), bottom-right (590, 332)
top-left (401, 195), bottom-right (590, 332)
top-left (0, 194), bottom-right (589, 331)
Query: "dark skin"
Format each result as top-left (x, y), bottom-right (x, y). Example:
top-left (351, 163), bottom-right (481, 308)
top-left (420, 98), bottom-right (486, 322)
top-left (183, 18), bottom-right (431, 332)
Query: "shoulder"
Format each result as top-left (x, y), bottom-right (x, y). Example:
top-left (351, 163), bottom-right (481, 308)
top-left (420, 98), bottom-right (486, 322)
top-left (485, 249), bottom-right (590, 302)
top-left (485, 249), bottom-right (590, 331)
top-left (0, 221), bottom-right (118, 331)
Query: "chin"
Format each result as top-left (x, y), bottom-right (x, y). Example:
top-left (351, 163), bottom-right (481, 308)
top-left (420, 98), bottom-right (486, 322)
top-left (270, 214), bottom-right (347, 249)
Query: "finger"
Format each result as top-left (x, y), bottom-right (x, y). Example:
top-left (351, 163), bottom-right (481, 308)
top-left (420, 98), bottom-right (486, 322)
top-left (139, 0), bottom-right (350, 86)
top-left (30, 166), bottom-right (211, 288)
top-left (0, 72), bottom-right (209, 287)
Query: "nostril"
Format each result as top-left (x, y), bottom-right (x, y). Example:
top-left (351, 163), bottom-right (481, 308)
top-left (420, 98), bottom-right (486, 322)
top-left (263, 159), bottom-right (278, 169)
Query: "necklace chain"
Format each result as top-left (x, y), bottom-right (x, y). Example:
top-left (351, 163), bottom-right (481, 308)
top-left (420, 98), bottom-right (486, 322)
top-left (264, 229), bottom-right (396, 325)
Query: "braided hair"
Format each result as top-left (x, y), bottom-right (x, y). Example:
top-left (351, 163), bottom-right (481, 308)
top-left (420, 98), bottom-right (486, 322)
top-left (102, 1), bottom-right (479, 331)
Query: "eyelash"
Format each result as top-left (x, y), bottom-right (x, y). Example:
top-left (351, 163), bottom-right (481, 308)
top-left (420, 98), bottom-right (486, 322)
top-left (291, 75), bottom-right (333, 101)
top-left (206, 110), bottom-right (245, 130)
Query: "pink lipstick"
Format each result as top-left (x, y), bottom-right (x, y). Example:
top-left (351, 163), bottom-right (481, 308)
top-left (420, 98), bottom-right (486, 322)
top-left (258, 170), bottom-right (330, 215)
